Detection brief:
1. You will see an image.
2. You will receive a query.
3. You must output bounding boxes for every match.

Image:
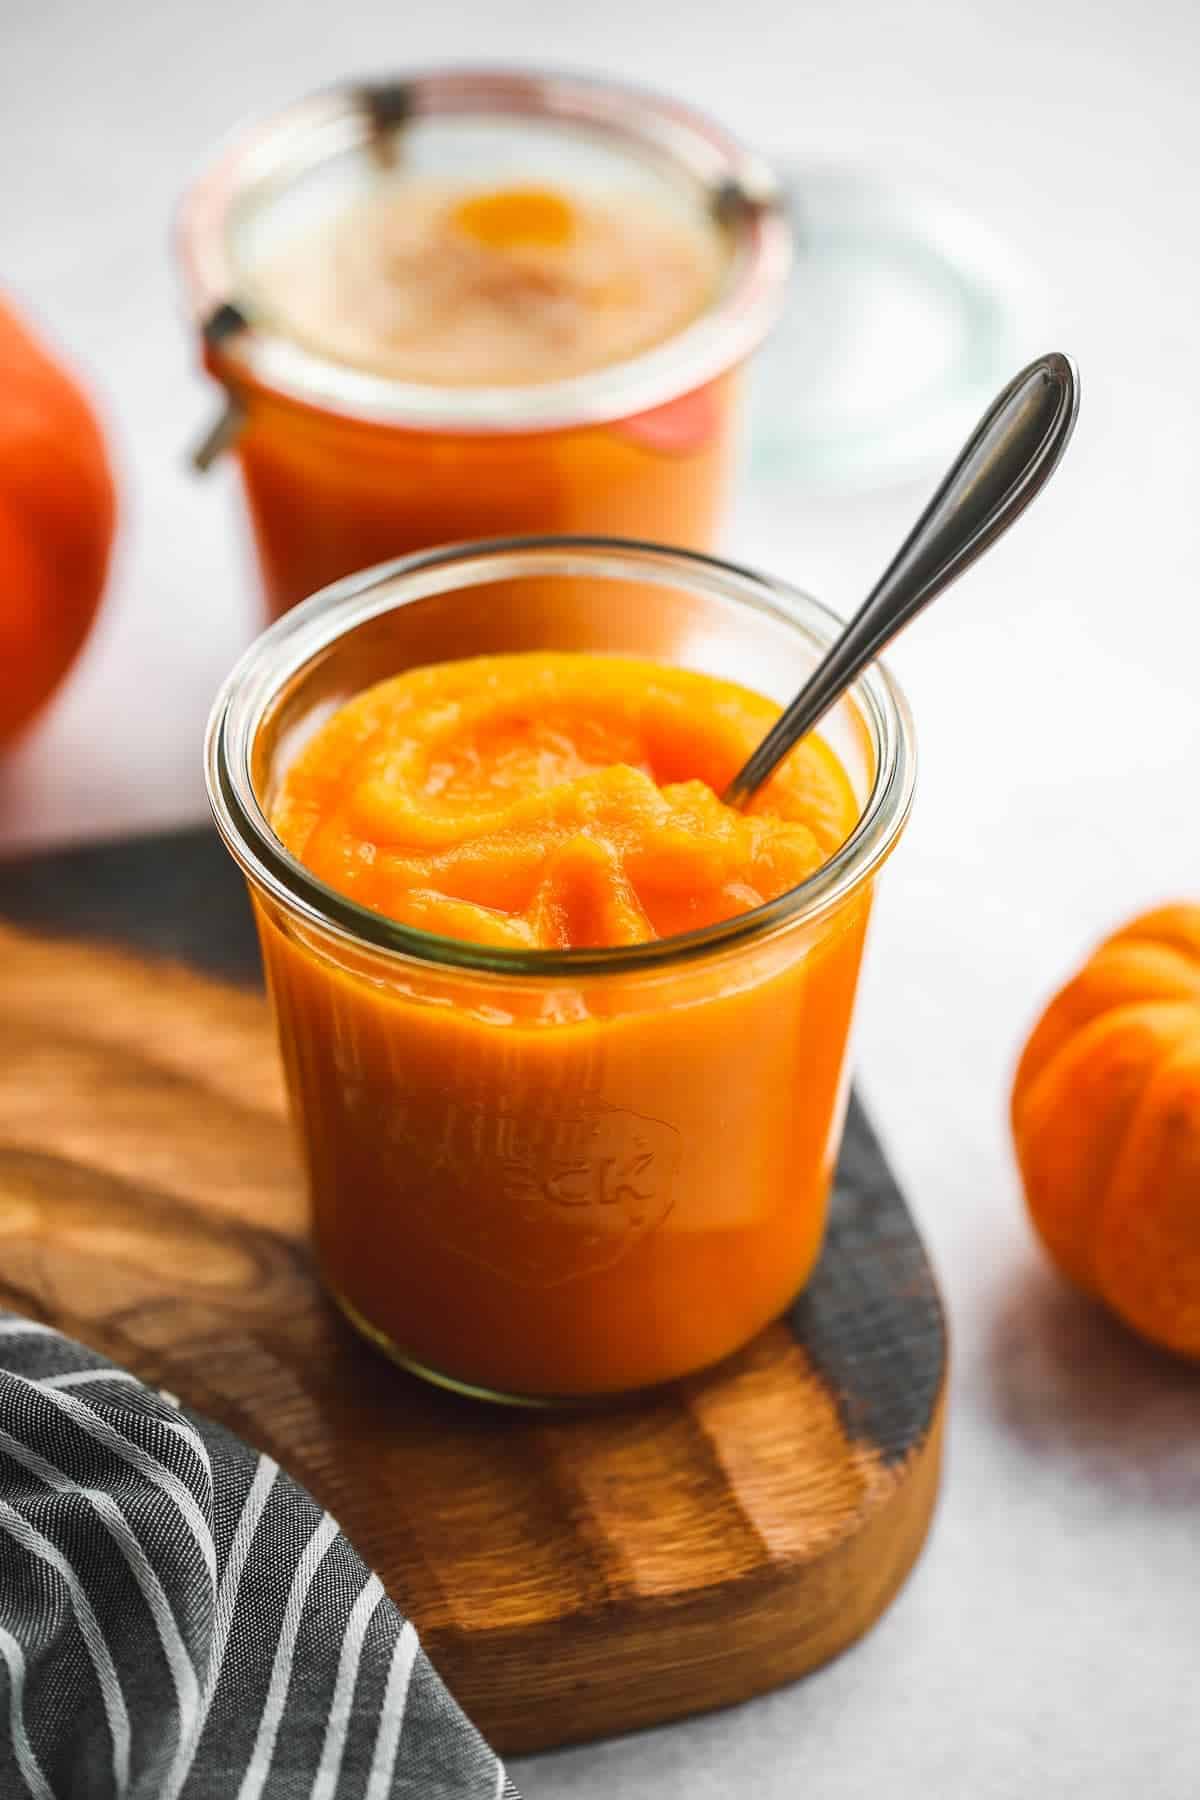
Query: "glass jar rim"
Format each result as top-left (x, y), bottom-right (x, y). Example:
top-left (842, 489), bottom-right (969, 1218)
top-left (207, 535), bottom-right (916, 980)
top-left (177, 66), bottom-right (792, 434)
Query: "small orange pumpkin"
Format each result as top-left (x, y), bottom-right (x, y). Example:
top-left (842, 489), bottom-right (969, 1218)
top-left (1012, 906), bottom-right (1200, 1358)
top-left (0, 293), bottom-right (116, 743)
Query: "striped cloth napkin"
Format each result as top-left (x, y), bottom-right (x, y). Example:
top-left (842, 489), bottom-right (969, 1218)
top-left (0, 1315), bottom-right (521, 1799)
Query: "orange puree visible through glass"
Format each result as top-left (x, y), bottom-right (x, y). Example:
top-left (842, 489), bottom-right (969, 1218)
top-left (270, 653), bottom-right (859, 949)
top-left (256, 649), bottom-right (875, 1398)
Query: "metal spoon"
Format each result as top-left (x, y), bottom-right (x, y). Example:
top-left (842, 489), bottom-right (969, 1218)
top-left (723, 351), bottom-right (1080, 809)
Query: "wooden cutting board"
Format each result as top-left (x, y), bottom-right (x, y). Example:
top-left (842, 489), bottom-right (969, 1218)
top-left (0, 826), bottom-right (945, 1754)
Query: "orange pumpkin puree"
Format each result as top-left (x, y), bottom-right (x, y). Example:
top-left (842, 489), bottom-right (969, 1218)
top-left (261, 652), bottom-right (868, 1397)
top-left (271, 653), bottom-right (858, 950)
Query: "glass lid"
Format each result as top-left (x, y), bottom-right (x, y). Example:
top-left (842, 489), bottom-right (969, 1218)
top-left (748, 158), bottom-right (1045, 490)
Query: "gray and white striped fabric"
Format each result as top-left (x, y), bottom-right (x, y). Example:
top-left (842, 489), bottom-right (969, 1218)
top-left (0, 1316), bottom-right (520, 1799)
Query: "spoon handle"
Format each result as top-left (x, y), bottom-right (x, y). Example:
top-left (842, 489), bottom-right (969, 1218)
top-left (723, 351), bottom-right (1080, 808)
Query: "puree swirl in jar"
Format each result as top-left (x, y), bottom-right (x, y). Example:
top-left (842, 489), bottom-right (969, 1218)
top-left (205, 526), bottom-right (919, 1402)
top-left (248, 640), bottom-right (881, 1398)
top-left (270, 652), bottom-right (859, 950)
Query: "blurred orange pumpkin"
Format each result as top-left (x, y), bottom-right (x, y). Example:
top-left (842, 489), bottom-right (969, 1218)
top-left (1012, 906), bottom-right (1200, 1358)
top-left (0, 294), bottom-right (116, 743)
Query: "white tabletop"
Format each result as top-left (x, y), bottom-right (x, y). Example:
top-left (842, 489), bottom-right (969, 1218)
top-left (5, 2), bottom-right (1200, 1793)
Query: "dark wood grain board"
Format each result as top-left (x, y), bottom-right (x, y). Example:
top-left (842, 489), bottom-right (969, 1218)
top-left (0, 825), bottom-right (946, 1753)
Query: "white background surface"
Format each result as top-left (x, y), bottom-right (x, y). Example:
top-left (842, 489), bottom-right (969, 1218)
top-left (4, 2), bottom-right (1199, 1794)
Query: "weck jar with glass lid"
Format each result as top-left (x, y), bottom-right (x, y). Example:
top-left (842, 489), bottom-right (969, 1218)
top-left (178, 69), bottom-right (792, 619)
